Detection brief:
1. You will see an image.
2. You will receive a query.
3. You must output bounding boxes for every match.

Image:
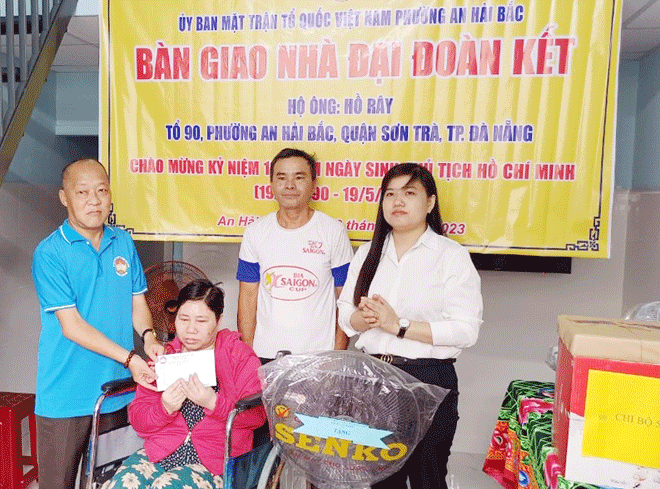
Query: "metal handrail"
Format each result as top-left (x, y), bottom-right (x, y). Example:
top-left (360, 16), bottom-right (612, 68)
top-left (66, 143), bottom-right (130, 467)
top-left (0, 0), bottom-right (79, 187)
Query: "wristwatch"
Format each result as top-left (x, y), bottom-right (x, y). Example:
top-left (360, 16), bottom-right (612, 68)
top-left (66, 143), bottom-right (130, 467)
top-left (397, 318), bottom-right (410, 338)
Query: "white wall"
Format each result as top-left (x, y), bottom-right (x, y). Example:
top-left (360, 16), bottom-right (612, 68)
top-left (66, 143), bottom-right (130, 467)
top-left (0, 183), bottom-right (65, 392)
top-left (623, 191), bottom-right (660, 312)
top-left (74, 0), bottom-right (98, 16)
top-left (179, 188), bottom-right (632, 455)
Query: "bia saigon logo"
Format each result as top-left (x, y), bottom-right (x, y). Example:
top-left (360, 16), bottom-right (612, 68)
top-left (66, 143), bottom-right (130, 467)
top-left (263, 266), bottom-right (319, 301)
top-left (302, 240), bottom-right (325, 255)
top-left (113, 256), bottom-right (129, 276)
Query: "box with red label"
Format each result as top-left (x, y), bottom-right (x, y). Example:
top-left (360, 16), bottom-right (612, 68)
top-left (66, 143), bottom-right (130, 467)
top-left (552, 315), bottom-right (660, 488)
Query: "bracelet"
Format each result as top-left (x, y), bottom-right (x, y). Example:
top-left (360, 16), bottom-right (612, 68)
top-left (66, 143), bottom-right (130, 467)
top-left (123, 349), bottom-right (136, 368)
top-left (141, 328), bottom-right (155, 341)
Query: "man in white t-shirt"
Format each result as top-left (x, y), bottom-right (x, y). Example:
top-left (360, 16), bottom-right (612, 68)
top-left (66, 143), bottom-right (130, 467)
top-left (236, 148), bottom-right (354, 362)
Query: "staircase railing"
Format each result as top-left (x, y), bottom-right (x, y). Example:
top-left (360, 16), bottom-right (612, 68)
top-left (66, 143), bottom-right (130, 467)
top-left (0, 0), bottom-right (79, 187)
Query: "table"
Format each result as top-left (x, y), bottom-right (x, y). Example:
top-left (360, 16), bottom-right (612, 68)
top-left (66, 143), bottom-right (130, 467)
top-left (482, 380), bottom-right (602, 489)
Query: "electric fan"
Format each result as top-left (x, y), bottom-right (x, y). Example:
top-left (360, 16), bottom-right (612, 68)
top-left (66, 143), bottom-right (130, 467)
top-left (259, 351), bottom-right (448, 489)
top-left (144, 261), bottom-right (208, 342)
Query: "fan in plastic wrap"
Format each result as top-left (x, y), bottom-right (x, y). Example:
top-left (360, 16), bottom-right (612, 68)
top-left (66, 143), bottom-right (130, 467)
top-left (259, 351), bottom-right (447, 489)
top-left (625, 301), bottom-right (660, 324)
top-left (144, 261), bottom-right (207, 342)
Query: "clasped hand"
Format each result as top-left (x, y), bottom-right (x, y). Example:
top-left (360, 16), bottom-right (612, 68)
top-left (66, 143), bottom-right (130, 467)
top-left (128, 336), bottom-right (165, 392)
top-left (358, 294), bottom-right (399, 335)
top-left (161, 373), bottom-right (217, 414)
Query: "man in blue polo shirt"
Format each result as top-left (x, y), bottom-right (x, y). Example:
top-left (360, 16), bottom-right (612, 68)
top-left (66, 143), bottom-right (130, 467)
top-left (31, 158), bottom-right (163, 488)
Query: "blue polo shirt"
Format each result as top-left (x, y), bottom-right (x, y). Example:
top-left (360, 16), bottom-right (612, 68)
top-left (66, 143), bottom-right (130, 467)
top-left (32, 220), bottom-right (147, 417)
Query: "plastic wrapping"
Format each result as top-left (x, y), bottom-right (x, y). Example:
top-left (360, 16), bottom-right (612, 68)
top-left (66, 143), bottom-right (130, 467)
top-left (545, 344), bottom-right (558, 371)
top-left (624, 302), bottom-right (660, 324)
top-left (258, 350), bottom-right (448, 488)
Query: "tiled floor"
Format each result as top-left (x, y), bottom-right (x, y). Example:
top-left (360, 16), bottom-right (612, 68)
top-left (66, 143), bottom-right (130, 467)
top-left (448, 452), bottom-right (502, 489)
top-left (26, 452), bottom-right (502, 489)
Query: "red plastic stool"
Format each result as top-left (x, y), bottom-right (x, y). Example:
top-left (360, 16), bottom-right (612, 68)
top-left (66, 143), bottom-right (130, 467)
top-left (0, 392), bottom-right (38, 489)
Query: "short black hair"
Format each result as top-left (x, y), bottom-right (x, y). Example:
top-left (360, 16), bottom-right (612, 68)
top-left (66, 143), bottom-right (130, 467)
top-left (269, 148), bottom-right (317, 181)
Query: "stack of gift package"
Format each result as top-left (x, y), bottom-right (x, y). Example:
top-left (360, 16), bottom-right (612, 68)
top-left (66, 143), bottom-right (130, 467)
top-left (553, 315), bottom-right (660, 489)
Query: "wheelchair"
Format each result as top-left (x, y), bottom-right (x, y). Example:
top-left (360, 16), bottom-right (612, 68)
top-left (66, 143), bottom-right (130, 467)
top-left (80, 377), bottom-right (282, 489)
top-left (81, 350), bottom-right (446, 489)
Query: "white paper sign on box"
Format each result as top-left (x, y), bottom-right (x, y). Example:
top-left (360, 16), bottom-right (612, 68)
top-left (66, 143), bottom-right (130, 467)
top-left (155, 350), bottom-right (216, 392)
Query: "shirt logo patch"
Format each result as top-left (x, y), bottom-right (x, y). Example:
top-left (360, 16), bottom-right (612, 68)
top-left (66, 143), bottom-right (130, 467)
top-left (113, 256), bottom-right (130, 276)
top-left (263, 266), bottom-right (319, 301)
top-left (302, 240), bottom-right (325, 255)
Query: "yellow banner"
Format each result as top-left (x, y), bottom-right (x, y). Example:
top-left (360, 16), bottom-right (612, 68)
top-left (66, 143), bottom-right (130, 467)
top-left (583, 370), bottom-right (660, 468)
top-left (100, 0), bottom-right (620, 256)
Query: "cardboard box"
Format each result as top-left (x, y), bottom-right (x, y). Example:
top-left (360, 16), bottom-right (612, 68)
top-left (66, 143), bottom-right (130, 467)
top-left (553, 315), bottom-right (660, 488)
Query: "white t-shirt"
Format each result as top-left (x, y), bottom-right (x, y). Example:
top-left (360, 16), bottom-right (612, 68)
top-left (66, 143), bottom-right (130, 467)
top-left (337, 227), bottom-right (483, 359)
top-left (237, 210), bottom-right (354, 357)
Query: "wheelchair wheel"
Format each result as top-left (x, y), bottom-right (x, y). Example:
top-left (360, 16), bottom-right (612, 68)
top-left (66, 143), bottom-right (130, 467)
top-left (257, 443), bottom-right (283, 489)
top-left (257, 444), bottom-right (314, 489)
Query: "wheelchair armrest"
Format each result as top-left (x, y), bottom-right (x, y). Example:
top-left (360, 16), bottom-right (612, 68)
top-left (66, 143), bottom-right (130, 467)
top-left (235, 392), bottom-right (263, 413)
top-left (101, 377), bottom-right (137, 397)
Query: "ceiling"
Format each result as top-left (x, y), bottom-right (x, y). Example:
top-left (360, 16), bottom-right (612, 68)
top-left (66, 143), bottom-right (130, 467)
top-left (51, 0), bottom-right (660, 71)
top-left (622, 0), bottom-right (660, 58)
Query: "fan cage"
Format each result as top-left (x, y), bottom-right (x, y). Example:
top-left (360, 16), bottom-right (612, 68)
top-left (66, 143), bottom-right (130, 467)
top-left (265, 354), bottom-right (422, 487)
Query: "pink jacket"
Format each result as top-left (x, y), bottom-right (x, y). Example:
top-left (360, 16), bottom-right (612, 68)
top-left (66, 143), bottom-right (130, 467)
top-left (128, 329), bottom-right (266, 475)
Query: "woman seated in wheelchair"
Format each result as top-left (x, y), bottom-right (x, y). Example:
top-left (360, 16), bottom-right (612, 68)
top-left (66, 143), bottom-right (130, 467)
top-left (103, 279), bottom-right (266, 489)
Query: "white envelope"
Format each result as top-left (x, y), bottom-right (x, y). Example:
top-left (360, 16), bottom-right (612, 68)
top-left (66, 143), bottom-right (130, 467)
top-left (155, 350), bottom-right (217, 392)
